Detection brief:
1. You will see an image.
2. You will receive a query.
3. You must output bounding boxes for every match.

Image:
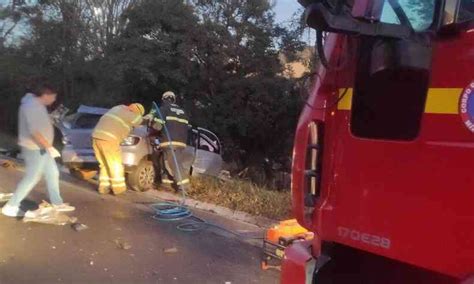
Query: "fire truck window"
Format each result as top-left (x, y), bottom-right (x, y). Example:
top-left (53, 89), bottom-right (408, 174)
top-left (350, 40), bottom-right (429, 141)
top-left (458, 0), bottom-right (474, 23)
top-left (380, 0), bottom-right (435, 31)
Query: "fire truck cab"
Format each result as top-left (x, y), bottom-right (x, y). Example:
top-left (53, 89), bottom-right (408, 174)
top-left (283, 0), bottom-right (474, 283)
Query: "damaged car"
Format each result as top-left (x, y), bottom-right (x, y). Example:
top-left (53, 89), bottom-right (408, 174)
top-left (51, 105), bottom-right (223, 191)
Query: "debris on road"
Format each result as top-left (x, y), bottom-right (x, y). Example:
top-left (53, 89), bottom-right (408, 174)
top-left (0, 192), bottom-right (13, 202)
top-left (1, 160), bottom-right (17, 169)
top-left (114, 239), bottom-right (132, 250)
top-left (23, 201), bottom-right (77, 226)
top-left (163, 247), bottom-right (178, 254)
top-left (71, 223), bottom-right (89, 232)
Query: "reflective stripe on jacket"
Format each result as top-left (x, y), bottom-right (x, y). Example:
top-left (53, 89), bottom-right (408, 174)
top-left (154, 102), bottom-right (189, 148)
top-left (92, 105), bottom-right (143, 142)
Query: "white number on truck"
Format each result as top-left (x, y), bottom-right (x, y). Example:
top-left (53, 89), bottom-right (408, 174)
top-left (337, 226), bottom-right (391, 249)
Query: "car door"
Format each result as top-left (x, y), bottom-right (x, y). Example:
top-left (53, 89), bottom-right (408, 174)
top-left (190, 127), bottom-right (223, 176)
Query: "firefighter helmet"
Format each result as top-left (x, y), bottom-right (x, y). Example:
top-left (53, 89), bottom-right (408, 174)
top-left (129, 103), bottom-right (145, 116)
top-left (162, 91), bottom-right (176, 103)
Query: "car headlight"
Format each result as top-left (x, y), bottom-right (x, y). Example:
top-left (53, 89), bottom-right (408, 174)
top-left (121, 136), bottom-right (140, 146)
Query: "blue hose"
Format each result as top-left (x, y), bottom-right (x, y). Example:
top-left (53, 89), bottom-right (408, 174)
top-left (148, 102), bottom-right (264, 237)
top-left (151, 202), bottom-right (191, 221)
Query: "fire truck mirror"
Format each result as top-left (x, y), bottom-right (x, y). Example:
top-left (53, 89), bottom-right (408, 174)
top-left (439, 0), bottom-right (474, 33)
top-left (303, 1), bottom-right (411, 39)
top-left (369, 38), bottom-right (432, 76)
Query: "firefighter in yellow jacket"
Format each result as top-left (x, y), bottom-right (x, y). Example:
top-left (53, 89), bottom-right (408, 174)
top-left (92, 103), bottom-right (145, 195)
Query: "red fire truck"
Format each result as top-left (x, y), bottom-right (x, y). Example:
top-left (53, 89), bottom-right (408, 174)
top-left (282, 0), bottom-right (474, 283)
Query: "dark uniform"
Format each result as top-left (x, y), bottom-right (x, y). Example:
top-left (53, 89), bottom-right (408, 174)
top-left (152, 102), bottom-right (190, 191)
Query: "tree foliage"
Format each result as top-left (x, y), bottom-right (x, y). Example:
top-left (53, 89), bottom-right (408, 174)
top-left (0, 0), bottom-right (305, 171)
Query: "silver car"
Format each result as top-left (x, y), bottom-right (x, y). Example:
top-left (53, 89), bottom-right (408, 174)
top-left (52, 105), bottom-right (223, 191)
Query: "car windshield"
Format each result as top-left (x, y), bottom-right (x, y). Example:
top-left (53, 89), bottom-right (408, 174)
top-left (380, 0), bottom-right (436, 31)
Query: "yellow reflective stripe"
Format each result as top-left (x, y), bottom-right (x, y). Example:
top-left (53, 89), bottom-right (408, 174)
top-left (166, 116), bottom-right (189, 124)
top-left (94, 130), bottom-right (118, 140)
top-left (424, 88), bottom-right (462, 114)
top-left (110, 177), bottom-right (125, 182)
top-left (104, 113), bottom-right (131, 131)
top-left (160, 142), bottom-right (187, 148)
top-left (337, 88), bottom-right (463, 114)
top-left (162, 179), bottom-right (174, 184)
top-left (154, 118), bottom-right (165, 124)
top-left (337, 88), bottom-right (353, 110)
top-left (112, 182), bottom-right (127, 187)
top-left (177, 179), bottom-right (190, 186)
top-left (132, 114), bottom-right (142, 124)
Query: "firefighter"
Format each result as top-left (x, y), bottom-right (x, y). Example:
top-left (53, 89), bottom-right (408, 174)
top-left (92, 103), bottom-right (145, 195)
top-left (151, 91), bottom-right (190, 192)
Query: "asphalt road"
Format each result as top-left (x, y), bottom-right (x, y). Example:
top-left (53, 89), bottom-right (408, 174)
top-left (0, 165), bottom-right (278, 284)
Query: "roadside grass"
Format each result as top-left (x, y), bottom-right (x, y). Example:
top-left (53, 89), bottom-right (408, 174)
top-left (188, 176), bottom-right (291, 220)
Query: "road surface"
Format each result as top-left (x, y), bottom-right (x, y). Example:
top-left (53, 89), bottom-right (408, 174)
top-left (0, 163), bottom-right (278, 284)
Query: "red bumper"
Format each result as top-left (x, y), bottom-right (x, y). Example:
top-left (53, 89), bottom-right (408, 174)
top-left (281, 240), bottom-right (316, 284)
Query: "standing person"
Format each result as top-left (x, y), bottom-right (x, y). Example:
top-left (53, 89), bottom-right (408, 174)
top-left (151, 91), bottom-right (190, 192)
top-left (2, 83), bottom-right (75, 217)
top-left (92, 103), bottom-right (145, 195)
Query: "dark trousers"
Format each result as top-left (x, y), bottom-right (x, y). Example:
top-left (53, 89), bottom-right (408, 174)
top-left (153, 147), bottom-right (190, 191)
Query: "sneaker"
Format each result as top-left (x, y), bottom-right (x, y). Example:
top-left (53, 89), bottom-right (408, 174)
top-left (2, 204), bottom-right (25, 217)
top-left (52, 203), bottom-right (75, 212)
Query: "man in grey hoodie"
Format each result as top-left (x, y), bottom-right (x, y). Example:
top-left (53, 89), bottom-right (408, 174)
top-left (2, 83), bottom-right (75, 217)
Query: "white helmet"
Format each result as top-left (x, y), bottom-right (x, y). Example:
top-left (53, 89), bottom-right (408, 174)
top-left (162, 91), bottom-right (176, 103)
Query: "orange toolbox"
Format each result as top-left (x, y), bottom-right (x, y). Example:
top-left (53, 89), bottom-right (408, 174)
top-left (261, 219), bottom-right (314, 271)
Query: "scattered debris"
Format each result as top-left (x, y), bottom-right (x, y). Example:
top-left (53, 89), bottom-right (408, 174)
top-left (23, 201), bottom-right (77, 226)
top-left (1, 160), bottom-right (17, 169)
top-left (0, 193), bottom-right (13, 202)
top-left (114, 239), bottom-right (132, 250)
top-left (71, 223), bottom-right (89, 232)
top-left (89, 260), bottom-right (94, 266)
top-left (218, 170), bottom-right (231, 181)
top-left (163, 247), bottom-right (178, 254)
top-left (51, 246), bottom-right (56, 250)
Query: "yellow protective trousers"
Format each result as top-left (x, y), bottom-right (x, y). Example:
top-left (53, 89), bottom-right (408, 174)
top-left (92, 138), bottom-right (127, 195)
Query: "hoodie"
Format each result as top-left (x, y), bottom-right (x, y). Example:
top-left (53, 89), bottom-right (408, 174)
top-left (18, 93), bottom-right (54, 150)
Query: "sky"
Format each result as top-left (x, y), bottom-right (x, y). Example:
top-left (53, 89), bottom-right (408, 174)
top-left (274, 0), bottom-right (302, 24)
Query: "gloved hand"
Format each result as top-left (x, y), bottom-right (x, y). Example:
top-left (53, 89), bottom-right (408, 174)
top-left (143, 113), bottom-right (154, 121)
top-left (47, 147), bottom-right (61, 158)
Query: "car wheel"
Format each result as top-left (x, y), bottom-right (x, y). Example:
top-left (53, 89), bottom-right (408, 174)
top-left (127, 159), bottom-right (155, 192)
top-left (69, 168), bottom-right (97, 180)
